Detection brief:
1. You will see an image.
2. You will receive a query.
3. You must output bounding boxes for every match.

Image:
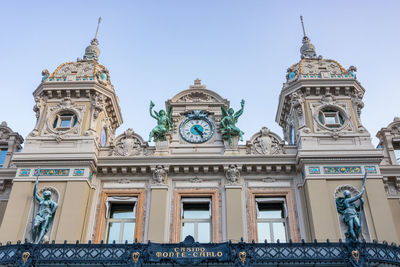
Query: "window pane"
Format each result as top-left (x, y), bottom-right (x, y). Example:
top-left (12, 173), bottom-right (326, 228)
top-left (272, 222), bottom-right (287, 242)
top-left (60, 118), bottom-right (71, 128)
top-left (183, 202), bottom-right (210, 219)
top-left (197, 223), bottom-right (210, 243)
top-left (257, 222), bottom-right (271, 243)
top-left (395, 150), bottom-right (400, 164)
top-left (0, 150), bottom-right (6, 168)
top-left (324, 115), bottom-right (337, 125)
top-left (107, 222), bottom-right (120, 243)
top-left (122, 222), bottom-right (135, 242)
top-left (182, 222), bottom-right (194, 241)
top-left (258, 203), bottom-right (284, 218)
top-left (110, 203), bottom-right (135, 219)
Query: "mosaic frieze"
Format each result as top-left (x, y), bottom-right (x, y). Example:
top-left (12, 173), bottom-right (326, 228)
top-left (73, 169), bottom-right (85, 176)
top-left (323, 166), bottom-right (362, 174)
top-left (364, 166), bottom-right (377, 174)
top-left (19, 169), bottom-right (31, 176)
top-left (308, 167), bottom-right (320, 174)
top-left (34, 169), bottom-right (70, 176)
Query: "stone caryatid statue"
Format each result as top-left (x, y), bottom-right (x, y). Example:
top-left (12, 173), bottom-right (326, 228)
top-left (220, 99), bottom-right (245, 144)
top-left (335, 174), bottom-right (367, 242)
top-left (149, 101), bottom-right (173, 142)
top-left (31, 178), bottom-right (58, 244)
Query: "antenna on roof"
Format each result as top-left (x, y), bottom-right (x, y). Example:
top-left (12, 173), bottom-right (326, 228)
top-left (94, 17), bottom-right (102, 40)
top-left (300, 15), bottom-right (306, 37)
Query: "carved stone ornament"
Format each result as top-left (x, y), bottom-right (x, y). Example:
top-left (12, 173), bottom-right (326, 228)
top-left (112, 128), bottom-right (149, 156)
top-left (225, 164), bottom-right (240, 184)
top-left (311, 101), bottom-right (351, 132)
top-left (177, 91), bottom-right (217, 103)
top-left (43, 97), bottom-right (85, 136)
top-left (247, 127), bottom-right (285, 155)
top-left (31, 96), bottom-right (48, 136)
top-left (0, 122), bottom-right (10, 140)
top-left (91, 93), bottom-right (106, 120)
top-left (152, 165), bottom-right (168, 184)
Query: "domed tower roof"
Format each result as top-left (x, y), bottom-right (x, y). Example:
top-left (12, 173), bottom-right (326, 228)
top-left (40, 18), bottom-right (113, 89)
top-left (282, 16), bottom-right (357, 87)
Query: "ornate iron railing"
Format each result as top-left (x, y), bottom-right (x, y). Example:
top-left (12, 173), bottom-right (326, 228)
top-left (0, 237), bottom-right (399, 266)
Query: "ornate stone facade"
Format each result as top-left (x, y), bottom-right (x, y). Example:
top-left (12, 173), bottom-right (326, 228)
top-left (0, 24), bottom-right (399, 253)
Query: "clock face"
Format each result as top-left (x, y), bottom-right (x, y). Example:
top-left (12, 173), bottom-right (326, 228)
top-left (179, 118), bottom-right (214, 143)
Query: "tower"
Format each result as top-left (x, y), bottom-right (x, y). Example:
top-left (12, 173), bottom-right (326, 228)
top-left (0, 19), bottom-right (123, 243)
top-left (275, 17), bottom-right (398, 242)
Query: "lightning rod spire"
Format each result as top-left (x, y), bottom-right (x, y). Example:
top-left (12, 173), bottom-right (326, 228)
top-left (300, 15), bottom-right (306, 37)
top-left (94, 17), bottom-right (102, 40)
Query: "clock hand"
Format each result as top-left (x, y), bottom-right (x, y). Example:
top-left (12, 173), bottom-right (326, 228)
top-left (193, 127), bottom-right (203, 138)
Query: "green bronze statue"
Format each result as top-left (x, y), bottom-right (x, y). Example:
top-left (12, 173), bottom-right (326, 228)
top-left (31, 177), bottom-right (58, 244)
top-left (336, 173), bottom-right (366, 242)
top-left (149, 101), bottom-right (173, 142)
top-left (220, 99), bottom-right (245, 144)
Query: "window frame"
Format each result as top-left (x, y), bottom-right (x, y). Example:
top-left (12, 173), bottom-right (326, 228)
top-left (95, 190), bottom-right (145, 243)
top-left (180, 197), bottom-right (212, 242)
top-left (104, 197), bottom-right (137, 243)
top-left (172, 189), bottom-right (220, 243)
top-left (53, 112), bottom-right (77, 131)
top-left (255, 197), bottom-right (288, 243)
top-left (247, 189), bottom-right (299, 243)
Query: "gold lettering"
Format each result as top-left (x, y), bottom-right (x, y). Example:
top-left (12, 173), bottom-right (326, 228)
top-left (206, 252), bottom-right (212, 257)
top-left (217, 252), bottom-right (223, 257)
top-left (187, 247), bottom-right (191, 252)
top-left (200, 252), bottom-right (205, 257)
top-left (176, 252), bottom-right (180, 257)
top-left (180, 248), bottom-right (185, 252)
top-left (156, 252), bottom-right (162, 257)
top-left (182, 252), bottom-right (186, 257)
top-left (193, 252), bottom-right (198, 257)
top-left (174, 248), bottom-right (179, 252)
top-left (169, 252), bottom-right (174, 257)
top-left (211, 252), bottom-right (215, 257)
top-left (162, 252), bottom-right (168, 257)
top-left (200, 248), bottom-right (205, 252)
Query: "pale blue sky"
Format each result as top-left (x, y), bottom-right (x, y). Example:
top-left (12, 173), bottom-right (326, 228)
top-left (1, 0), bottom-right (399, 145)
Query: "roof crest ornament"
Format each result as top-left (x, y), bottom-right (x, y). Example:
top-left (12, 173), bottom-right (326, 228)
top-left (81, 17), bottom-right (102, 61)
top-left (299, 16), bottom-right (319, 59)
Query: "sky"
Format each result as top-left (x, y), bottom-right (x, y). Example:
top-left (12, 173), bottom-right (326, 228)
top-left (1, 0), bottom-right (399, 146)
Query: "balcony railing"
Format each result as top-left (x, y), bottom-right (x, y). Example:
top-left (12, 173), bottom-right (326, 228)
top-left (0, 237), bottom-right (399, 266)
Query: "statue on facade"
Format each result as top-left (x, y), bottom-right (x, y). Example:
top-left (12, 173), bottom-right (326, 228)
top-left (149, 101), bottom-right (173, 142)
top-left (31, 178), bottom-right (58, 244)
top-left (220, 100), bottom-right (245, 144)
top-left (335, 173), bottom-right (367, 242)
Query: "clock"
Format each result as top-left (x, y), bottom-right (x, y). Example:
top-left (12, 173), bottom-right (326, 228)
top-left (179, 111), bottom-right (214, 143)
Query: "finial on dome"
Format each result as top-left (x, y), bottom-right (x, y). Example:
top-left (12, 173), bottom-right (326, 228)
top-left (299, 16), bottom-right (317, 59)
top-left (82, 17), bottom-right (102, 61)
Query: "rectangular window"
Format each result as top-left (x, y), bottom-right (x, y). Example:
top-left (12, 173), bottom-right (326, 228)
top-left (105, 197), bottom-right (137, 243)
top-left (256, 198), bottom-right (288, 243)
top-left (0, 149), bottom-right (7, 168)
top-left (181, 198), bottom-right (211, 243)
top-left (395, 150), bottom-right (400, 164)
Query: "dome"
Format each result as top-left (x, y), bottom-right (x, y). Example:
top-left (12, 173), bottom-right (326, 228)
top-left (284, 35), bottom-right (357, 85)
top-left (40, 35), bottom-right (113, 88)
